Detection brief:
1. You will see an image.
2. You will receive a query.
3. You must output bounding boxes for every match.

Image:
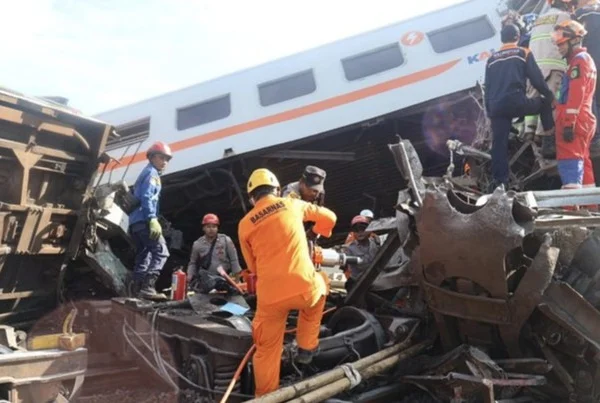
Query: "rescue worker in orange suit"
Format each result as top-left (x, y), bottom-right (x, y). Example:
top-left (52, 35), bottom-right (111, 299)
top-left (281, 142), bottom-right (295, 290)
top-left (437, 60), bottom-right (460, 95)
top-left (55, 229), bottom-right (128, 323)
top-left (552, 20), bottom-right (598, 192)
top-left (187, 213), bottom-right (242, 284)
top-left (574, 0), bottom-right (600, 152)
top-left (238, 168), bottom-right (337, 396)
top-left (129, 141), bottom-right (172, 301)
top-left (484, 24), bottom-right (555, 191)
top-left (525, 0), bottom-right (573, 157)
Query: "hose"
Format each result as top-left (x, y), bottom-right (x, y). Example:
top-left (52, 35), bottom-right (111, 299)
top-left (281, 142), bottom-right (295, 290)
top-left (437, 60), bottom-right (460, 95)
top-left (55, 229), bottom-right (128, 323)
top-left (219, 345), bottom-right (256, 403)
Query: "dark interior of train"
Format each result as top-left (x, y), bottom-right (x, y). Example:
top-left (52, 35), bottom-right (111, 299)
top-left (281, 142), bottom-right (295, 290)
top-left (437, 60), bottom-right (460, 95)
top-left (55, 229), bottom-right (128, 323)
top-left (152, 91), bottom-right (482, 281)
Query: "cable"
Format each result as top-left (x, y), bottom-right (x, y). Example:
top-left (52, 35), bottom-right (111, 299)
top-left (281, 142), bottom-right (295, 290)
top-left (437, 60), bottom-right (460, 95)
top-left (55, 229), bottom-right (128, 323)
top-left (122, 320), bottom-right (179, 391)
top-left (122, 319), bottom-right (254, 399)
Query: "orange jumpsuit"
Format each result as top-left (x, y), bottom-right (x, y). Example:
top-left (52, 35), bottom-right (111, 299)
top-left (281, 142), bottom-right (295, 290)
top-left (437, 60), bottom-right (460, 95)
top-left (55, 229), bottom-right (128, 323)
top-left (238, 194), bottom-right (337, 396)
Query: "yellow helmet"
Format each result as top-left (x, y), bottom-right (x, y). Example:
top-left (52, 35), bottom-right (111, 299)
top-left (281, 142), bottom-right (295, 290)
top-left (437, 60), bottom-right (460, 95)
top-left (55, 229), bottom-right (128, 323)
top-left (247, 168), bottom-right (280, 194)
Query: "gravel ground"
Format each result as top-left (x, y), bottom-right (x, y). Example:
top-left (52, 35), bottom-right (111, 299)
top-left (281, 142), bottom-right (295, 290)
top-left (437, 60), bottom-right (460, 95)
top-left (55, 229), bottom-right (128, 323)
top-left (76, 388), bottom-right (178, 403)
top-left (75, 388), bottom-right (238, 403)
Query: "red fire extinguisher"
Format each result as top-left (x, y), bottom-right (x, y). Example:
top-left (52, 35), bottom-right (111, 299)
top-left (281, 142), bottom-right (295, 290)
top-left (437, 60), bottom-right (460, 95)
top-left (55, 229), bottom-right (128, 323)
top-left (171, 268), bottom-right (187, 300)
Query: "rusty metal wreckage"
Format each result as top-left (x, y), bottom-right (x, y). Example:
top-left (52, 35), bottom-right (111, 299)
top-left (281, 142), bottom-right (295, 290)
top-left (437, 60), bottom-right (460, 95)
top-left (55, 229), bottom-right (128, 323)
top-left (4, 83), bottom-right (600, 403)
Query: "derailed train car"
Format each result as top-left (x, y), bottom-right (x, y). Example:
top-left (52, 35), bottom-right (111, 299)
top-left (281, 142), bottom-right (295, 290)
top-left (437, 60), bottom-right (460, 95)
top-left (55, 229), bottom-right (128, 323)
top-left (0, 88), bottom-right (137, 401)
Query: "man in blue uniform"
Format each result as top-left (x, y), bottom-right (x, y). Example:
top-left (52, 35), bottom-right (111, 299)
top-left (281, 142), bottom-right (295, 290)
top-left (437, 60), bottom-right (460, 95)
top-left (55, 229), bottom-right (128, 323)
top-left (129, 141), bottom-right (173, 301)
top-left (484, 24), bottom-right (555, 191)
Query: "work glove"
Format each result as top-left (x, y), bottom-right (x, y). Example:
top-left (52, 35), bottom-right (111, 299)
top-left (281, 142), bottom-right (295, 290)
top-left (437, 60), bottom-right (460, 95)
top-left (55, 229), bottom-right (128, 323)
top-left (149, 218), bottom-right (162, 240)
top-left (563, 126), bottom-right (574, 143)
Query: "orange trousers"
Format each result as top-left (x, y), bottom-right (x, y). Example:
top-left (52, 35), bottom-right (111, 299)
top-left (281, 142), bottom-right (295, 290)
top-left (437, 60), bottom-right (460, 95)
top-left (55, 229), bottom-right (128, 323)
top-left (252, 290), bottom-right (326, 396)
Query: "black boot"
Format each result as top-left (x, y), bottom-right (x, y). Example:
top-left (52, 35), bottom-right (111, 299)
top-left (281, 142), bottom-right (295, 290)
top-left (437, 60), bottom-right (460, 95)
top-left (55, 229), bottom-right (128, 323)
top-left (295, 346), bottom-right (319, 365)
top-left (138, 273), bottom-right (168, 301)
top-left (541, 134), bottom-right (556, 160)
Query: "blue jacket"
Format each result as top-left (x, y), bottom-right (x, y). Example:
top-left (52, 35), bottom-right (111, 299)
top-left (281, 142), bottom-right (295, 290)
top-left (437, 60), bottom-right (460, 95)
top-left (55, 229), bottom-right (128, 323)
top-left (129, 163), bottom-right (162, 226)
top-left (484, 43), bottom-right (554, 117)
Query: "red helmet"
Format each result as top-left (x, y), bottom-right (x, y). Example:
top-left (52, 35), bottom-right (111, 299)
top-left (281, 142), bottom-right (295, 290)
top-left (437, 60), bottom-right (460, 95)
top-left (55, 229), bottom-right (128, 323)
top-left (146, 141), bottom-right (173, 160)
top-left (350, 215), bottom-right (370, 227)
top-left (202, 213), bottom-right (220, 226)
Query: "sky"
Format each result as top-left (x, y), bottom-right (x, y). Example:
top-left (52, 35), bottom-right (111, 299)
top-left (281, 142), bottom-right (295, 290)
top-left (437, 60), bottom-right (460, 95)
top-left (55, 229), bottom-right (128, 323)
top-left (2, 0), bottom-right (464, 115)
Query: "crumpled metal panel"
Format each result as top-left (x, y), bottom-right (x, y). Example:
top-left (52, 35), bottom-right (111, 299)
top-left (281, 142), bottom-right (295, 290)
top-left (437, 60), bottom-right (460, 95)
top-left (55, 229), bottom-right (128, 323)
top-left (82, 241), bottom-right (130, 296)
top-left (539, 281), bottom-right (600, 354)
top-left (417, 187), bottom-right (533, 299)
top-left (417, 186), bottom-right (557, 355)
top-left (401, 344), bottom-right (546, 403)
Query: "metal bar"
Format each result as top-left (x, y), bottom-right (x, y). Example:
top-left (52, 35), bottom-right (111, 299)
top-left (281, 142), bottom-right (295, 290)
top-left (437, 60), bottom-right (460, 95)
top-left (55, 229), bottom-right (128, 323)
top-left (0, 137), bottom-right (86, 162)
top-left (535, 216), bottom-right (600, 229)
top-left (0, 348), bottom-right (87, 385)
top-left (518, 187), bottom-right (600, 208)
top-left (263, 150), bottom-right (356, 161)
top-left (0, 290), bottom-right (55, 301)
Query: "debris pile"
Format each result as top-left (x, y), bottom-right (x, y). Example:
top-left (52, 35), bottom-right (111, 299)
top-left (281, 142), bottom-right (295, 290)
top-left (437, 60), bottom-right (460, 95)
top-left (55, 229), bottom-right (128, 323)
top-left (74, 137), bottom-right (600, 403)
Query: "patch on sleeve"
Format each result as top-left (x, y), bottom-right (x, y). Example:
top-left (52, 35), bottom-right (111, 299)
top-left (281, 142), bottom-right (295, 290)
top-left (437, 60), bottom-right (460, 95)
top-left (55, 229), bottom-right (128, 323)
top-left (570, 66), bottom-right (580, 79)
top-left (150, 176), bottom-right (161, 186)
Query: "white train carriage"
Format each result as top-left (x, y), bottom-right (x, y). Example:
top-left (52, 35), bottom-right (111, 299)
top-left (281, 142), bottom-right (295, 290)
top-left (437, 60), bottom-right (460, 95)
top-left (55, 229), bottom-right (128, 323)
top-left (96, 0), bottom-right (506, 186)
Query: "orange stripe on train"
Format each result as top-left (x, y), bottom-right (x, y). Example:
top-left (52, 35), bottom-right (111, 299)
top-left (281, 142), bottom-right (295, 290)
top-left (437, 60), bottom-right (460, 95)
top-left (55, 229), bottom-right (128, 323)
top-left (106, 59), bottom-right (461, 171)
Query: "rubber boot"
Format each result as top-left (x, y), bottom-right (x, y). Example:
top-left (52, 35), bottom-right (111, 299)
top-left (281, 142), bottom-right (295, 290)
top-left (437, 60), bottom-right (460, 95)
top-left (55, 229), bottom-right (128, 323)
top-left (541, 134), bottom-right (556, 160)
top-left (138, 273), bottom-right (168, 302)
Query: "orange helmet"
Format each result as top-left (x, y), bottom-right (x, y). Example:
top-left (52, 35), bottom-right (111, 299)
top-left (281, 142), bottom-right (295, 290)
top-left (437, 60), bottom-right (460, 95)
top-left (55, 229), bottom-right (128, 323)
top-left (146, 141), bottom-right (173, 160)
top-left (202, 213), bottom-right (219, 226)
top-left (552, 20), bottom-right (587, 45)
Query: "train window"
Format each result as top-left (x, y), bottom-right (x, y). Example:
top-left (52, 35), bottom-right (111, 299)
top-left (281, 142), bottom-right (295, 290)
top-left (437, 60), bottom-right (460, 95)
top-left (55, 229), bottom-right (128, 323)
top-left (427, 16), bottom-right (495, 53)
top-left (177, 94), bottom-right (231, 131)
top-left (106, 117), bottom-right (151, 151)
top-left (258, 70), bottom-right (316, 107)
top-left (341, 43), bottom-right (405, 81)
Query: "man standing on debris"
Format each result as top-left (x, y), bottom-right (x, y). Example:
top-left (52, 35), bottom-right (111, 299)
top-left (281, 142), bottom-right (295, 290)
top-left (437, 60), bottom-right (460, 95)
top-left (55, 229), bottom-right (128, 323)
top-left (129, 141), bottom-right (172, 301)
top-left (238, 168), bottom-right (337, 396)
top-left (574, 0), bottom-right (600, 152)
top-left (187, 213), bottom-right (242, 285)
top-left (524, 0), bottom-right (573, 157)
top-left (342, 215), bottom-right (380, 292)
top-left (484, 24), bottom-right (555, 191)
top-left (552, 20), bottom-right (597, 191)
top-left (281, 165), bottom-right (326, 206)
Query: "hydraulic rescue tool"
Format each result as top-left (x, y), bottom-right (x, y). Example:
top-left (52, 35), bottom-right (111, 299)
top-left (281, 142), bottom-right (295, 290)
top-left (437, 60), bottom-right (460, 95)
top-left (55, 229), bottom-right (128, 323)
top-left (311, 245), bottom-right (363, 269)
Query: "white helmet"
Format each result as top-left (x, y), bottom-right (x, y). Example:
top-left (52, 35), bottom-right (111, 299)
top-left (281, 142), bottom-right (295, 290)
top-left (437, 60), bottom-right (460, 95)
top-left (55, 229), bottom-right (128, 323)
top-left (359, 209), bottom-right (374, 219)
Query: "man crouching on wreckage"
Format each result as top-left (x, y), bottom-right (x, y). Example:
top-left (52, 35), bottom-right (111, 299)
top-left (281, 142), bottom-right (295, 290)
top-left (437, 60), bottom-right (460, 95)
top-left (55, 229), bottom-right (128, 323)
top-left (238, 168), bottom-right (337, 396)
